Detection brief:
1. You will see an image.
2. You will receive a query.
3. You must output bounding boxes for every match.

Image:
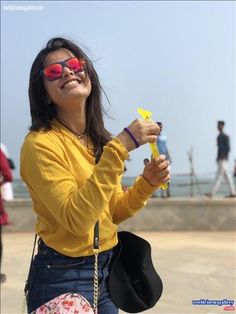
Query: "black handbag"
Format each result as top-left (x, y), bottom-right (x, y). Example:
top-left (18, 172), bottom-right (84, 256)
top-left (109, 231), bottom-right (163, 313)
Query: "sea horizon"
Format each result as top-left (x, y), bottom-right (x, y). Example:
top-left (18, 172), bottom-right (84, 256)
top-left (12, 174), bottom-right (236, 199)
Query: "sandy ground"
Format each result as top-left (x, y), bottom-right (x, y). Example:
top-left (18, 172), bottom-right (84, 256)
top-left (1, 231), bottom-right (235, 314)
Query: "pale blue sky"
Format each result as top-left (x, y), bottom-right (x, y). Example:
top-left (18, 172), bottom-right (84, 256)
top-left (1, 1), bottom-right (235, 178)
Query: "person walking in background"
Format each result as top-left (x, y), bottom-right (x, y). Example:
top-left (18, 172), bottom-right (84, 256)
top-left (156, 122), bottom-right (171, 198)
top-left (0, 148), bottom-right (13, 283)
top-left (205, 121), bottom-right (236, 198)
top-left (0, 143), bottom-right (15, 201)
top-left (143, 158), bottom-right (150, 166)
top-left (20, 37), bottom-right (170, 313)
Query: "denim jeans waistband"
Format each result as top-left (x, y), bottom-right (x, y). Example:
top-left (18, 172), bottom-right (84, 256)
top-left (37, 238), bottom-right (114, 262)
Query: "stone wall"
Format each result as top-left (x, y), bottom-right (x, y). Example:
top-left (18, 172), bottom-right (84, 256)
top-left (120, 198), bottom-right (236, 231)
top-left (3, 197), bottom-right (236, 232)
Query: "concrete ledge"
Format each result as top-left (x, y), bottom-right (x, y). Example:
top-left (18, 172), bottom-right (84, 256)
top-left (121, 197), bottom-right (236, 231)
top-left (3, 197), bottom-right (236, 232)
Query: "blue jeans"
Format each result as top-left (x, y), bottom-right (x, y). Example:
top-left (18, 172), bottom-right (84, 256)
top-left (26, 239), bottom-right (118, 314)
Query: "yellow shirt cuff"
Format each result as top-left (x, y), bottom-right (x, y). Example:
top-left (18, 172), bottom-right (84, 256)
top-left (136, 175), bottom-right (158, 194)
top-left (107, 137), bottom-right (129, 161)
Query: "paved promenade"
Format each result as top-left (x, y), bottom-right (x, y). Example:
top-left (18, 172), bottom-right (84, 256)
top-left (1, 231), bottom-right (235, 314)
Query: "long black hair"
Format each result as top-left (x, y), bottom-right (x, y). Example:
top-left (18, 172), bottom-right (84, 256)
top-left (28, 37), bottom-right (111, 161)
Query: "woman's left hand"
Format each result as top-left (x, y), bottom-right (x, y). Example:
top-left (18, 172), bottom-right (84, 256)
top-left (142, 155), bottom-right (170, 187)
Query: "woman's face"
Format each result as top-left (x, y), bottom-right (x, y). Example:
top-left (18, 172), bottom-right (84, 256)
top-left (43, 48), bottom-right (92, 110)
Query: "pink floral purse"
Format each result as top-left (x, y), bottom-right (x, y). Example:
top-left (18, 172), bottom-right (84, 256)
top-left (31, 292), bottom-right (94, 314)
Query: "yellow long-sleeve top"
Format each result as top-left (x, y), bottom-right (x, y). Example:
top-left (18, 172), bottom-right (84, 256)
top-left (20, 119), bottom-right (157, 257)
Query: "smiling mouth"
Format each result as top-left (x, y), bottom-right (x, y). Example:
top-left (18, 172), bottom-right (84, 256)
top-left (61, 79), bottom-right (82, 89)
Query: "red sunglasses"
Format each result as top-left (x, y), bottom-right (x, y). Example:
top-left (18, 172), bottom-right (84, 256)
top-left (42, 57), bottom-right (86, 81)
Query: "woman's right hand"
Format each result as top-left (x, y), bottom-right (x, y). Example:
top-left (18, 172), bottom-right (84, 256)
top-left (116, 119), bottom-right (160, 152)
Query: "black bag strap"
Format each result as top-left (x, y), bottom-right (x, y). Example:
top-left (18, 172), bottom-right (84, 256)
top-left (93, 220), bottom-right (99, 249)
top-left (24, 233), bottom-right (38, 296)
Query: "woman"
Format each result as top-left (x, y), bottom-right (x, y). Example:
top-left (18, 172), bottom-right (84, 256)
top-left (0, 148), bottom-right (13, 283)
top-left (20, 37), bottom-right (170, 313)
top-left (1, 143), bottom-right (15, 201)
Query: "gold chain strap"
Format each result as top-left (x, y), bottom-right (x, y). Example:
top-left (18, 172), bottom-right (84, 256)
top-left (93, 248), bottom-right (99, 313)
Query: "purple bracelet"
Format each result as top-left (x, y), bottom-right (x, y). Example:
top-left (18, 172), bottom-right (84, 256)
top-left (123, 127), bottom-right (140, 148)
